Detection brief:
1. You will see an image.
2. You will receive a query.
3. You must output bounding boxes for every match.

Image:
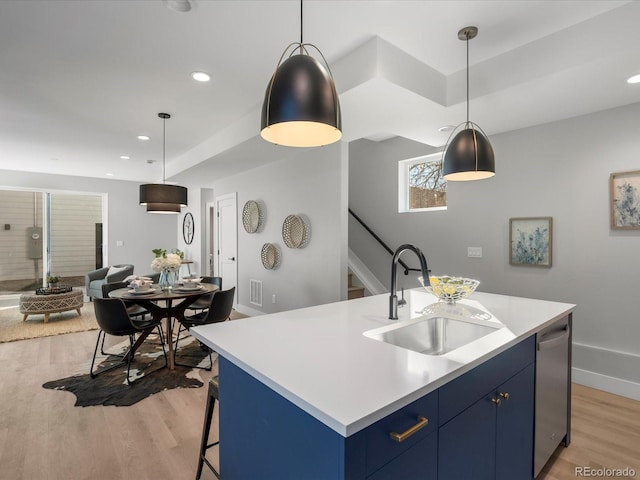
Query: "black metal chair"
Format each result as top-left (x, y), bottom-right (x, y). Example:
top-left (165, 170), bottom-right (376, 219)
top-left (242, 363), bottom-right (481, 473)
top-left (174, 286), bottom-right (235, 371)
top-left (196, 375), bottom-right (220, 480)
top-left (188, 277), bottom-right (222, 313)
top-left (90, 297), bottom-right (167, 385)
top-left (102, 281), bottom-right (149, 320)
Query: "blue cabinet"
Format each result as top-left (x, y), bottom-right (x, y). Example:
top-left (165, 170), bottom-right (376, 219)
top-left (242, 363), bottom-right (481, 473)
top-left (218, 356), bottom-right (437, 479)
top-left (217, 336), bottom-right (536, 479)
top-left (438, 338), bottom-right (536, 480)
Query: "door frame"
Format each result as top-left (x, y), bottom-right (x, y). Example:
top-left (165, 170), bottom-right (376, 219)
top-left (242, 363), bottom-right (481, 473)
top-left (214, 192), bottom-right (238, 304)
top-left (204, 201), bottom-right (215, 277)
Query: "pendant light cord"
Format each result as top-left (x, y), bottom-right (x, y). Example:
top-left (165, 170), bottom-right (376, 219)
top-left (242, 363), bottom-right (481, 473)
top-left (162, 116), bottom-right (166, 184)
top-left (299, 0), bottom-right (303, 53)
top-left (466, 32), bottom-right (470, 124)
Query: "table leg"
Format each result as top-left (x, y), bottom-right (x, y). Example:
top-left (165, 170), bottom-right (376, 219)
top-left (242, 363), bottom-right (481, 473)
top-left (166, 315), bottom-right (175, 370)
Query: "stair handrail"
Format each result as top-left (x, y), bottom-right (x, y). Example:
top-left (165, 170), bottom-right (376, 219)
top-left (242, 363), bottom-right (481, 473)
top-left (348, 208), bottom-right (420, 276)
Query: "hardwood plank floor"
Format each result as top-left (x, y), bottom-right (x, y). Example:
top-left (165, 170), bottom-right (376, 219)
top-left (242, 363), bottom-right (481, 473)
top-left (540, 384), bottom-right (640, 480)
top-left (0, 331), bottom-right (638, 480)
top-left (0, 330), bottom-right (220, 480)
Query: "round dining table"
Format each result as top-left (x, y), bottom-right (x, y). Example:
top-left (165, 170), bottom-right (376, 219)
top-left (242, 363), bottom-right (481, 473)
top-left (109, 283), bottom-right (218, 370)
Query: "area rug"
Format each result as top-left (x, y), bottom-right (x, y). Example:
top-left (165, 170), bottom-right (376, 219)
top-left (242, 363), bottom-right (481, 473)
top-left (0, 303), bottom-right (98, 343)
top-left (42, 335), bottom-right (214, 406)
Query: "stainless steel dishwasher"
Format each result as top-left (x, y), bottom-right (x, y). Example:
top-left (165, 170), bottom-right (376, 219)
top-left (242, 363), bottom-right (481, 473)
top-left (534, 314), bottom-right (572, 477)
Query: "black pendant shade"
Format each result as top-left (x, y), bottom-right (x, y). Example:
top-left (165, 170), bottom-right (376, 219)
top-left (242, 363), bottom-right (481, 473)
top-left (145, 202), bottom-right (181, 214)
top-left (261, 53), bottom-right (341, 147)
top-left (442, 124), bottom-right (495, 181)
top-left (260, 0), bottom-right (341, 147)
top-left (139, 113), bottom-right (188, 214)
top-left (442, 26), bottom-right (495, 181)
top-left (139, 184), bottom-right (188, 208)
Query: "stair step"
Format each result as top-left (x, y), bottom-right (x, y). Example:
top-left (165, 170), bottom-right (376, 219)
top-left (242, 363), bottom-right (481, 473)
top-left (348, 272), bottom-right (354, 288)
top-left (348, 286), bottom-right (365, 300)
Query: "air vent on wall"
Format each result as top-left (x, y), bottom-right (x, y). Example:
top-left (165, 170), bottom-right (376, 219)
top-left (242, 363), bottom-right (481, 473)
top-left (250, 279), bottom-right (262, 307)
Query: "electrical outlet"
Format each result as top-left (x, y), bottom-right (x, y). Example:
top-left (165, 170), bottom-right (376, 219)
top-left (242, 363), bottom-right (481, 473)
top-left (272, 294), bottom-right (277, 304)
top-left (467, 246), bottom-right (483, 258)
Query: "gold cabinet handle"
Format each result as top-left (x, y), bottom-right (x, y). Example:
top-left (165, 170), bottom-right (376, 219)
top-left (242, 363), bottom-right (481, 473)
top-left (500, 392), bottom-right (510, 401)
top-left (389, 416), bottom-right (428, 442)
top-left (492, 397), bottom-right (502, 407)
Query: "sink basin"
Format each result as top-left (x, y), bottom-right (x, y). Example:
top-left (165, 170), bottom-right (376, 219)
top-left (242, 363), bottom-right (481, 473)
top-left (365, 315), bottom-right (501, 356)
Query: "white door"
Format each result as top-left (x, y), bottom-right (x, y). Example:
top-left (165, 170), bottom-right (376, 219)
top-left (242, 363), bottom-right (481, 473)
top-left (216, 193), bottom-right (237, 307)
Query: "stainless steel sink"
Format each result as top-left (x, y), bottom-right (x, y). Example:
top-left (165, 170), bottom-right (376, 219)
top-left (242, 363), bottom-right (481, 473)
top-left (365, 315), bottom-right (500, 356)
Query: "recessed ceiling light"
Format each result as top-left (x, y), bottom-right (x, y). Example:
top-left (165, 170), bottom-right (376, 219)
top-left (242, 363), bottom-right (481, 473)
top-left (137, 135), bottom-right (150, 141)
top-left (627, 74), bottom-right (640, 84)
top-left (120, 155), bottom-right (130, 160)
top-left (191, 71), bottom-right (211, 82)
top-left (106, 173), bottom-right (114, 177)
top-left (438, 125), bottom-right (455, 133)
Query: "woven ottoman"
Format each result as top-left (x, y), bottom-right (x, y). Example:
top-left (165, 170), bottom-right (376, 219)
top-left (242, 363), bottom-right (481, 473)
top-left (20, 290), bottom-right (84, 323)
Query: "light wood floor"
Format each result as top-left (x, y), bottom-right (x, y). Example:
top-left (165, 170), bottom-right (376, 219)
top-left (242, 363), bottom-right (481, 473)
top-left (1, 331), bottom-right (638, 480)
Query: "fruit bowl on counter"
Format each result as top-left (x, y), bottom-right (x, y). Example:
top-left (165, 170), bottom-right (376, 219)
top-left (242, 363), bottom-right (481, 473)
top-left (419, 275), bottom-right (480, 304)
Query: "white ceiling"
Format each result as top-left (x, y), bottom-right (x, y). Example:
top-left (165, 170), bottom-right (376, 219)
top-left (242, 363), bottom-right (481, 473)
top-left (1, 0), bottom-right (639, 185)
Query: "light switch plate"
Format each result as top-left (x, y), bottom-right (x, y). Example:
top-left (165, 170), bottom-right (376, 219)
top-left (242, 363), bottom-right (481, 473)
top-left (467, 246), bottom-right (483, 258)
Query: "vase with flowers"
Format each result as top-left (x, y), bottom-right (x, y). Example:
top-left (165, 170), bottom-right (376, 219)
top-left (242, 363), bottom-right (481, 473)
top-left (151, 248), bottom-right (183, 291)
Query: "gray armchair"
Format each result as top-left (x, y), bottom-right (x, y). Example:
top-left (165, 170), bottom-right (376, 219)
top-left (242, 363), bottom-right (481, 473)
top-left (85, 264), bottom-right (134, 300)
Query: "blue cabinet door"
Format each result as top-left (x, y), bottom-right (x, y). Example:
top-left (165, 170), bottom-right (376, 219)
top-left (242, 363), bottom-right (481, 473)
top-left (496, 363), bottom-right (535, 480)
top-left (438, 394), bottom-right (497, 480)
top-left (368, 431), bottom-right (437, 480)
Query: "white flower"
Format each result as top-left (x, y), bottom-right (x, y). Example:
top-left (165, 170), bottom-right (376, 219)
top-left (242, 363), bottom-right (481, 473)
top-left (151, 248), bottom-right (183, 272)
top-left (164, 253), bottom-right (182, 271)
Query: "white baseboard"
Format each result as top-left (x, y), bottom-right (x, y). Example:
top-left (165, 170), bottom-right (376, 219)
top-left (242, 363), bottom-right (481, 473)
top-left (572, 367), bottom-right (640, 401)
top-left (235, 303), bottom-right (264, 317)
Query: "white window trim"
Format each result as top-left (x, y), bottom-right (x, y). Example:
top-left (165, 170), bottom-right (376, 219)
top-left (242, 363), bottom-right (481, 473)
top-left (398, 151), bottom-right (446, 213)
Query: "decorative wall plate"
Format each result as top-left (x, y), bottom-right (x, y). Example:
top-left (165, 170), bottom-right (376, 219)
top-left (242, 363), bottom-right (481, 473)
top-left (282, 214), bottom-right (310, 248)
top-left (242, 200), bottom-right (263, 233)
top-left (261, 243), bottom-right (280, 270)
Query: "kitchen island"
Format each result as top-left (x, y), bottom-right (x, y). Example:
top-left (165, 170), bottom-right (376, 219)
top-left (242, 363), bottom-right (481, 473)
top-left (191, 288), bottom-right (574, 479)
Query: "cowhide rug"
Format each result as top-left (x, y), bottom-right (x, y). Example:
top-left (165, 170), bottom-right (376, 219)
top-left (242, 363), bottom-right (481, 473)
top-left (43, 334), bottom-right (214, 407)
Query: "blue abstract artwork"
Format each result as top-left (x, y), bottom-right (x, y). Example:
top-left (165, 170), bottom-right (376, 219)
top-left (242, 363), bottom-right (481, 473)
top-left (510, 217), bottom-right (552, 267)
top-left (610, 171), bottom-right (640, 229)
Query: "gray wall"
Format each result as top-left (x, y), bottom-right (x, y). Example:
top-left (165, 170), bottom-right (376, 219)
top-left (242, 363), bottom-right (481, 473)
top-left (349, 102), bottom-right (640, 397)
top-left (0, 170), bottom-right (178, 276)
top-left (185, 141), bottom-right (348, 314)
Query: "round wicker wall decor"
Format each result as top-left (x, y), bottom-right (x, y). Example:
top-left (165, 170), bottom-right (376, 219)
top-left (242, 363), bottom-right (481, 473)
top-left (261, 243), bottom-right (280, 270)
top-left (282, 214), bottom-right (310, 248)
top-left (242, 200), bottom-right (263, 233)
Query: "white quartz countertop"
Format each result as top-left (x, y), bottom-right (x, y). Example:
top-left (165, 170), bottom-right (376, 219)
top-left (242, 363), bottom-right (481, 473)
top-left (191, 289), bottom-right (574, 437)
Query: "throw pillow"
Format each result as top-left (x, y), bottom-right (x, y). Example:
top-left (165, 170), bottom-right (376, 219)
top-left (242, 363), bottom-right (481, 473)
top-left (107, 265), bottom-right (129, 278)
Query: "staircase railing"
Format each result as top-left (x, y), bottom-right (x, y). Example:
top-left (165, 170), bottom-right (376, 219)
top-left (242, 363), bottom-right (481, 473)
top-left (348, 208), bottom-right (421, 276)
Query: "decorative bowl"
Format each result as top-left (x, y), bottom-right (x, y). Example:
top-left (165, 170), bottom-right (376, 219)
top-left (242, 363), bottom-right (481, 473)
top-left (131, 282), bottom-right (152, 292)
top-left (419, 275), bottom-right (480, 304)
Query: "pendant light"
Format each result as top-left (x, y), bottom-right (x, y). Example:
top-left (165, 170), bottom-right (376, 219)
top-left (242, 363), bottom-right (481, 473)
top-left (139, 113), bottom-right (188, 214)
top-left (260, 0), bottom-right (342, 147)
top-left (442, 26), bottom-right (495, 181)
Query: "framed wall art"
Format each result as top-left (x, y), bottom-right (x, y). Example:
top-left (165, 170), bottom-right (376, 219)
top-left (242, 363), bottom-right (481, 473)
top-left (509, 217), bottom-right (552, 267)
top-left (610, 170), bottom-right (640, 230)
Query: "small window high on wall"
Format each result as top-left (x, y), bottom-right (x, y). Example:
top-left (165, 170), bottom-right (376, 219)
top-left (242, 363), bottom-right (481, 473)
top-left (398, 152), bottom-right (447, 212)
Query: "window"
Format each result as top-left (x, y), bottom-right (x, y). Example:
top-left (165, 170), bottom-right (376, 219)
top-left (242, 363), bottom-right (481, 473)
top-left (398, 152), bottom-right (447, 212)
